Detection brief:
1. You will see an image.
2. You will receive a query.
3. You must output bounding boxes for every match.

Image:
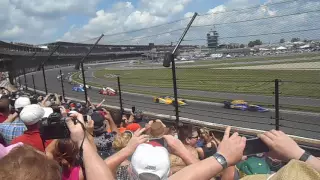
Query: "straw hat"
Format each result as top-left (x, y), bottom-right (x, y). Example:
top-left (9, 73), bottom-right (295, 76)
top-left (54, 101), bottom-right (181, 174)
top-left (148, 119), bottom-right (169, 138)
top-left (240, 159), bottom-right (320, 180)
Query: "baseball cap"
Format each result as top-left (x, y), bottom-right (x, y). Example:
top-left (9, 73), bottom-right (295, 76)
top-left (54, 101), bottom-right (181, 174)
top-left (68, 110), bottom-right (78, 115)
top-left (14, 97), bottom-right (31, 109)
top-left (131, 142), bottom-right (170, 180)
top-left (42, 107), bottom-right (54, 118)
top-left (19, 104), bottom-right (45, 125)
top-left (126, 123), bottom-right (141, 132)
top-left (91, 111), bottom-right (105, 129)
top-left (76, 103), bottom-right (82, 108)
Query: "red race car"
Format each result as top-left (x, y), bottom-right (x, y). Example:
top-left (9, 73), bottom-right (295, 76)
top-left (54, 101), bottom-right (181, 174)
top-left (99, 87), bottom-right (117, 96)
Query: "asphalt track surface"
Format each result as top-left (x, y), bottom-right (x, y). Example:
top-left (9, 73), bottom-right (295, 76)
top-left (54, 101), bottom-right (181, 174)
top-left (22, 63), bottom-right (320, 140)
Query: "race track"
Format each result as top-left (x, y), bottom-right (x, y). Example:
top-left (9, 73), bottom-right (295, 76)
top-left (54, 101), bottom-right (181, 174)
top-left (23, 63), bottom-right (320, 140)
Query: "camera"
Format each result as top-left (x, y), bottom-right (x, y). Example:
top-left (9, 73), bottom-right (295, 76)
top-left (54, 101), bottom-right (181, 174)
top-left (39, 112), bottom-right (70, 140)
top-left (29, 95), bottom-right (38, 104)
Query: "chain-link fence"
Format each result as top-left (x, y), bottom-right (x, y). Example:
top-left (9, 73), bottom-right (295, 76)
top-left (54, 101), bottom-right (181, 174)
top-left (9, 0), bottom-right (320, 140)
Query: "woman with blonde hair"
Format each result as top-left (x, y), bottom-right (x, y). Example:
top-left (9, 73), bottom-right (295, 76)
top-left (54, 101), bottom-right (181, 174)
top-left (197, 128), bottom-right (221, 160)
top-left (111, 130), bottom-right (133, 180)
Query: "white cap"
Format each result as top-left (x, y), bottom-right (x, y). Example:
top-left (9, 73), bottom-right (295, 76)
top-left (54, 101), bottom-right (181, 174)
top-left (68, 110), bottom-right (78, 115)
top-left (14, 97), bottom-right (31, 109)
top-left (20, 104), bottom-right (45, 125)
top-left (131, 142), bottom-right (170, 180)
top-left (42, 107), bottom-right (53, 118)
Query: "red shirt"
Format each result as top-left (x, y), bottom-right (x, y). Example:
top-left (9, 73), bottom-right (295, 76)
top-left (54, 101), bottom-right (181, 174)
top-left (11, 129), bottom-right (52, 152)
top-left (0, 113), bottom-right (8, 123)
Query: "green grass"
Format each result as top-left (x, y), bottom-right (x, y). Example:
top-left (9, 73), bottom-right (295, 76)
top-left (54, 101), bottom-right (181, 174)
top-left (182, 58), bottom-right (320, 69)
top-left (189, 53), bottom-right (320, 65)
top-left (94, 67), bottom-right (320, 98)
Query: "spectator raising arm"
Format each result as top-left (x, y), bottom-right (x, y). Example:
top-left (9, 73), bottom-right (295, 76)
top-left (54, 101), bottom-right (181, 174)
top-left (104, 128), bottom-right (149, 177)
top-left (259, 130), bottom-right (320, 172)
top-left (3, 112), bottom-right (18, 123)
top-left (163, 135), bottom-right (200, 165)
top-left (85, 119), bottom-right (97, 152)
top-left (169, 126), bottom-right (246, 180)
top-left (128, 113), bottom-right (134, 124)
top-left (96, 98), bottom-right (106, 108)
top-left (87, 97), bottom-right (96, 109)
top-left (45, 139), bottom-right (58, 159)
top-left (41, 95), bottom-right (50, 107)
top-left (66, 112), bottom-right (114, 180)
top-left (53, 94), bottom-right (61, 105)
top-left (102, 108), bottom-right (119, 134)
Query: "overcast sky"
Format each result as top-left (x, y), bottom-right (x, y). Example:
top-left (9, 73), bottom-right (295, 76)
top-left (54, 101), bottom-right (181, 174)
top-left (0, 0), bottom-right (319, 45)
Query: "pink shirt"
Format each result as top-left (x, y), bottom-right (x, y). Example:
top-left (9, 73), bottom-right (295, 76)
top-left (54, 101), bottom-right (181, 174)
top-left (62, 166), bottom-right (80, 180)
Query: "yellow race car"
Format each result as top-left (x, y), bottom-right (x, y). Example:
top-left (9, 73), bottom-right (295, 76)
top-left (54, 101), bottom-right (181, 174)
top-left (153, 96), bottom-right (187, 106)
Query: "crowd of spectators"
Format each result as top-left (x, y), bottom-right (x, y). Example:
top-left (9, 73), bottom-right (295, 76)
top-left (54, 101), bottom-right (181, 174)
top-left (0, 88), bottom-right (319, 180)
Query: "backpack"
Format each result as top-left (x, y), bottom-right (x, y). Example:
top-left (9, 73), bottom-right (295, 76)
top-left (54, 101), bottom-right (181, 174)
top-left (236, 156), bottom-right (271, 178)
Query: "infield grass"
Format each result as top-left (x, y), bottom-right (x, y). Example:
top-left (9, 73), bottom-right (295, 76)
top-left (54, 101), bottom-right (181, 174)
top-left (189, 52), bottom-right (320, 65)
top-left (94, 68), bottom-right (320, 98)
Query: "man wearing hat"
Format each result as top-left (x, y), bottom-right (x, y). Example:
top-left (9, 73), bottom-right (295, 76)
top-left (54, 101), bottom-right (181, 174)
top-left (10, 104), bottom-right (53, 152)
top-left (0, 97), bottom-right (31, 144)
top-left (130, 142), bottom-right (171, 179)
top-left (147, 119), bottom-right (169, 138)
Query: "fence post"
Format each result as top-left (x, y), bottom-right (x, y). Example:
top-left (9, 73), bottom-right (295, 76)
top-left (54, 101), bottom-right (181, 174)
top-left (170, 12), bottom-right (198, 127)
top-left (117, 76), bottom-right (124, 115)
top-left (42, 66), bottom-right (48, 95)
top-left (23, 68), bottom-right (28, 90)
top-left (38, 46), bottom-right (60, 95)
top-left (59, 69), bottom-right (65, 99)
top-left (78, 34), bottom-right (104, 104)
top-left (18, 73), bottom-right (21, 87)
top-left (274, 79), bottom-right (280, 130)
top-left (32, 74), bottom-right (36, 94)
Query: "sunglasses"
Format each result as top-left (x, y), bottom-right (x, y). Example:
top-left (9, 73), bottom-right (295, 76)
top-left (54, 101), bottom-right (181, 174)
top-left (189, 136), bottom-right (199, 139)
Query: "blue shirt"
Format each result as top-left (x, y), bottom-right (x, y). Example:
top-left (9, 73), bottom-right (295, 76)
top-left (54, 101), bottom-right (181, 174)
top-left (0, 118), bottom-right (27, 144)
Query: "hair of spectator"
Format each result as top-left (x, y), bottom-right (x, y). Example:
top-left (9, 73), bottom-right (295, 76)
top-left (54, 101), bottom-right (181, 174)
top-left (0, 145), bottom-right (61, 180)
top-left (0, 98), bottom-right (10, 114)
top-left (112, 132), bottom-right (132, 152)
top-left (52, 139), bottom-right (79, 172)
top-left (178, 124), bottom-right (195, 144)
top-left (0, 133), bottom-right (6, 146)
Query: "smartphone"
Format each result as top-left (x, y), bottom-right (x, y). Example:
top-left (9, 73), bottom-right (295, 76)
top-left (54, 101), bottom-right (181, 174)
top-left (83, 115), bottom-right (88, 122)
top-left (244, 137), bottom-right (269, 156)
top-left (132, 106), bottom-right (136, 113)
